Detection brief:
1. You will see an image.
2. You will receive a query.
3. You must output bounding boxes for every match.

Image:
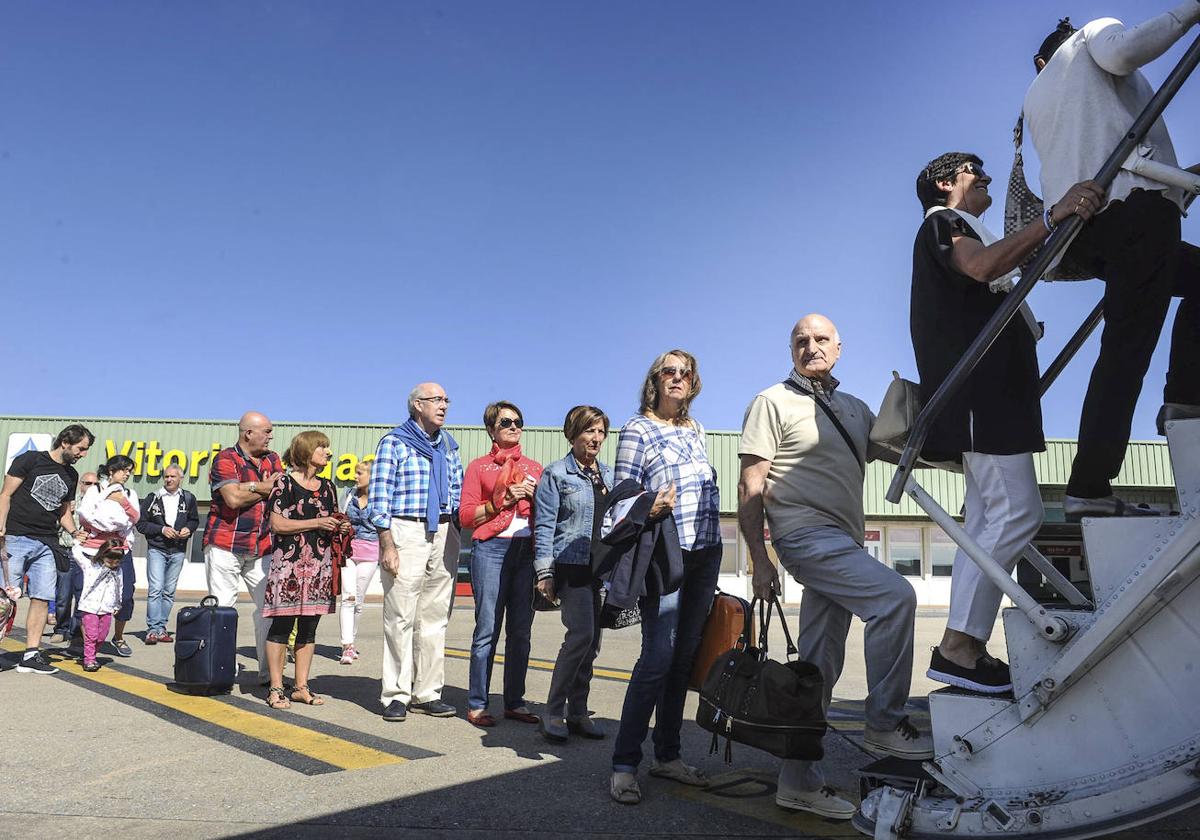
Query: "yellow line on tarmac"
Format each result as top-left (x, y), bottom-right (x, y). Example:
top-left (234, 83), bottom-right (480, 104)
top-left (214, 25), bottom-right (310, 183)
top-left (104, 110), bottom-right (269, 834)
top-left (445, 646), bottom-right (633, 681)
top-left (2, 639), bottom-right (403, 771)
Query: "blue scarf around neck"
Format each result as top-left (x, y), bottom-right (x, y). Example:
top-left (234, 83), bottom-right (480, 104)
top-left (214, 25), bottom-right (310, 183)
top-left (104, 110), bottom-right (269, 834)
top-left (391, 418), bottom-right (459, 533)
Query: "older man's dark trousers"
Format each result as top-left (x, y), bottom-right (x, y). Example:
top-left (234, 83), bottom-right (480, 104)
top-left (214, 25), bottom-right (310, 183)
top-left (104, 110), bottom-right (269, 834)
top-left (1065, 190), bottom-right (1200, 499)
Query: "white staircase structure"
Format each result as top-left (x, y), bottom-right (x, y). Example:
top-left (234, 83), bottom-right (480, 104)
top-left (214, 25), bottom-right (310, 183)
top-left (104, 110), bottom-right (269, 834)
top-left (860, 31), bottom-right (1200, 839)
top-left (857, 417), bottom-right (1200, 839)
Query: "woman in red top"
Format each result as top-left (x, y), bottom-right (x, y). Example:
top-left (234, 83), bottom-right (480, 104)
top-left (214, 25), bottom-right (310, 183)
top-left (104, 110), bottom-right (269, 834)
top-left (460, 401), bottom-right (544, 727)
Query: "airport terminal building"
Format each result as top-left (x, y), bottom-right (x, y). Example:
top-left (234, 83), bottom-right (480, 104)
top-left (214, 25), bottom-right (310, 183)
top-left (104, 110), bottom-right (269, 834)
top-left (2, 415), bottom-right (1179, 607)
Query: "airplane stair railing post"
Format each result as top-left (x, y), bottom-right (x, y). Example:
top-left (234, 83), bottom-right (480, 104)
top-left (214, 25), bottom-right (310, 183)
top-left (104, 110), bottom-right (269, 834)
top-left (886, 32), bottom-right (1200, 508)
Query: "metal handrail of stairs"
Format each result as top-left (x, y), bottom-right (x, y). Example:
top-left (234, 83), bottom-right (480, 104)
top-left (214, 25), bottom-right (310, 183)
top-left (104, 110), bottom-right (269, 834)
top-left (882, 34), bottom-right (1200, 641)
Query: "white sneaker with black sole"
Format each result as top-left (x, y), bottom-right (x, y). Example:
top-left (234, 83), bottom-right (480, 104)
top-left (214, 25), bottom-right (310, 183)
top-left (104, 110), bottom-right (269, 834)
top-left (863, 716), bottom-right (933, 760)
top-left (15, 650), bottom-right (59, 675)
top-left (926, 647), bottom-right (1013, 694)
top-left (776, 785), bottom-right (856, 820)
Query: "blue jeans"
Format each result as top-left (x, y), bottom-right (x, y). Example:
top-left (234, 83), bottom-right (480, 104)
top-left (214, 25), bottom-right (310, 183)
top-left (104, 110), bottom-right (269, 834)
top-left (146, 547), bottom-right (186, 633)
top-left (55, 563), bottom-right (83, 638)
top-left (115, 551), bottom-right (135, 624)
top-left (467, 536), bottom-right (535, 712)
top-left (612, 544), bottom-right (721, 773)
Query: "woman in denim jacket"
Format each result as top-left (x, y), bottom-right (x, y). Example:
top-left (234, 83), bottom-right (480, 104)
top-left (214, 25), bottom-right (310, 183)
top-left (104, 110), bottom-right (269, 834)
top-left (533, 405), bottom-right (615, 743)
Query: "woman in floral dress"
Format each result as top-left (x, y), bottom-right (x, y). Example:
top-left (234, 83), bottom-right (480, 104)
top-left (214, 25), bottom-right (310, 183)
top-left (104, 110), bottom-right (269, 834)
top-left (263, 430), bottom-right (350, 710)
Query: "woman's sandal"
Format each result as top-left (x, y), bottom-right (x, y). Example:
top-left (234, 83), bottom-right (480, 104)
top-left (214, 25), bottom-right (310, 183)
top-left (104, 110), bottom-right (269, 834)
top-left (266, 687), bottom-right (291, 710)
top-left (291, 684), bottom-right (325, 706)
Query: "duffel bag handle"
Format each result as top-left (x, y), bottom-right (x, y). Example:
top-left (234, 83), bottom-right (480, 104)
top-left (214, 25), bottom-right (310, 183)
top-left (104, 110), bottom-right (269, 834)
top-left (200, 595), bottom-right (218, 609)
top-left (751, 593), bottom-right (799, 661)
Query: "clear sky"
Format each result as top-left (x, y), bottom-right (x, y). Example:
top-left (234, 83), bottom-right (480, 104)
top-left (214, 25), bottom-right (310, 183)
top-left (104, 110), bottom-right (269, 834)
top-left (3, 1), bottom-right (1197, 436)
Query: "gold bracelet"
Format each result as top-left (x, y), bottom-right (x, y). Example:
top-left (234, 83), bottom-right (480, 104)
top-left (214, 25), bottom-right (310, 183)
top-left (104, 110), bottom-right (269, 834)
top-left (484, 501), bottom-right (496, 517)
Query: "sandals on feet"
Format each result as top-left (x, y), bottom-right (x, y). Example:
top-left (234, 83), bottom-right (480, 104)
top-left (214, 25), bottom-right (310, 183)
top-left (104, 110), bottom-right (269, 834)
top-left (291, 684), bottom-right (325, 706)
top-left (266, 687), bottom-right (291, 710)
top-left (610, 772), bottom-right (642, 805)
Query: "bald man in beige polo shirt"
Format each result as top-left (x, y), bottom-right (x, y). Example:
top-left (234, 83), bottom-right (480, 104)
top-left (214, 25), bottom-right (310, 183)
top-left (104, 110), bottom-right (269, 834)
top-left (737, 314), bottom-right (930, 820)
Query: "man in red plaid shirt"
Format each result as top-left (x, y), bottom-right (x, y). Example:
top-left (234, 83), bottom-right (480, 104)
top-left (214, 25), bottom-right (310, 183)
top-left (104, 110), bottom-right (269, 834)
top-left (202, 411), bottom-right (283, 684)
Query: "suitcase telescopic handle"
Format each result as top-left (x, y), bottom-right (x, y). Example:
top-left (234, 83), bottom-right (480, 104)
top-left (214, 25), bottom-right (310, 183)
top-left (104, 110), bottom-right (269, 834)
top-left (200, 595), bottom-right (218, 608)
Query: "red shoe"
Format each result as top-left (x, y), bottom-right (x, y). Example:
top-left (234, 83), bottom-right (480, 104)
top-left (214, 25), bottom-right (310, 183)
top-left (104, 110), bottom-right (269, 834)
top-left (467, 709), bottom-right (497, 728)
top-left (504, 707), bottom-right (540, 724)
top-left (157, 632), bottom-right (174, 644)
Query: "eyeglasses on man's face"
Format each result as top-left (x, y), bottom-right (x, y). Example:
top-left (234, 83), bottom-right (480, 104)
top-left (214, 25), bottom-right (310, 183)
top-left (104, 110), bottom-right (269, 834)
top-left (416, 396), bottom-right (451, 406)
top-left (496, 417), bottom-right (523, 430)
top-left (659, 365), bottom-right (693, 381)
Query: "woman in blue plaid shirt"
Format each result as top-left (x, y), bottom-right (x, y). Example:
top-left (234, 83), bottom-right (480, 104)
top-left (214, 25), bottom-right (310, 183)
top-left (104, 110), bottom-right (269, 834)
top-left (610, 348), bottom-right (722, 805)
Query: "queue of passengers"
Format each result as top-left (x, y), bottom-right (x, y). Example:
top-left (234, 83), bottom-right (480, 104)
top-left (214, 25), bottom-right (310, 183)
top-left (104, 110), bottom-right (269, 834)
top-left (3, 4), bottom-right (1199, 819)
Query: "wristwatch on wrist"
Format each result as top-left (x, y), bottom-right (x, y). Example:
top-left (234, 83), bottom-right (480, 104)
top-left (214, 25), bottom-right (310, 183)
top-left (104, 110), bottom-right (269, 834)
top-left (248, 481), bottom-right (258, 494)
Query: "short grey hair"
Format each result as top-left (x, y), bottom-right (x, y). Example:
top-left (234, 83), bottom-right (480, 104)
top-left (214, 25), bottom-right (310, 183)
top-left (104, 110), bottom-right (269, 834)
top-left (163, 463), bottom-right (184, 476)
top-left (408, 385), bottom-right (424, 419)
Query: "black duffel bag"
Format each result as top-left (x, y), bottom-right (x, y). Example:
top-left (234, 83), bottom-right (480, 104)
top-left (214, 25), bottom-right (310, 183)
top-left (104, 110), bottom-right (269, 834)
top-left (696, 593), bottom-right (826, 762)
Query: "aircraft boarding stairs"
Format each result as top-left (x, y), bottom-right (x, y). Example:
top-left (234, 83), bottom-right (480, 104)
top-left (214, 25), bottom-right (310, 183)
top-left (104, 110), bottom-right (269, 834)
top-left (855, 417), bottom-right (1200, 839)
top-left (854, 32), bottom-right (1200, 840)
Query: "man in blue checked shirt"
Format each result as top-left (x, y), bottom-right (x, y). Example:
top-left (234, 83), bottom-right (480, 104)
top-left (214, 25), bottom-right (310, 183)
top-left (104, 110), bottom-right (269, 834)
top-left (368, 382), bottom-right (464, 722)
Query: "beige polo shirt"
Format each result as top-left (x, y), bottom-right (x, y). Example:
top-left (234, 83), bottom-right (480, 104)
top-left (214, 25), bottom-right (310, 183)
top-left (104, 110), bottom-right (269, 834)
top-left (739, 380), bottom-right (874, 544)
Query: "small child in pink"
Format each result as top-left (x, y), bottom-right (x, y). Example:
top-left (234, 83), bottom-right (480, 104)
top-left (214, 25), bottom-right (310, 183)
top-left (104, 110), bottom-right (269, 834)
top-left (76, 539), bottom-right (124, 672)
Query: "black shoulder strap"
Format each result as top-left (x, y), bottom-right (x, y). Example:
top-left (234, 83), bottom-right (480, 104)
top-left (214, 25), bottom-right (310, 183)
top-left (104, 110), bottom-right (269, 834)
top-left (784, 380), bottom-right (864, 474)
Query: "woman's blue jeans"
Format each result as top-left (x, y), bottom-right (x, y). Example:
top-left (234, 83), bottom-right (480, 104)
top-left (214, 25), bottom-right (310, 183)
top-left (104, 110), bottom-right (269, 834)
top-left (468, 536), bottom-right (535, 712)
top-left (612, 544), bottom-right (721, 772)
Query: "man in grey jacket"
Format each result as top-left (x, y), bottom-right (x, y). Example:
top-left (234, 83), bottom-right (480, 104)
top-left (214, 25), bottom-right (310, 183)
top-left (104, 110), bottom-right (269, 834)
top-left (1025, 4), bottom-right (1200, 519)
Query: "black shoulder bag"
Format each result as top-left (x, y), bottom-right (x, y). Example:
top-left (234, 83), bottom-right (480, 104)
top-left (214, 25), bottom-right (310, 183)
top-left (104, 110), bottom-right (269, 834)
top-left (696, 593), bottom-right (827, 762)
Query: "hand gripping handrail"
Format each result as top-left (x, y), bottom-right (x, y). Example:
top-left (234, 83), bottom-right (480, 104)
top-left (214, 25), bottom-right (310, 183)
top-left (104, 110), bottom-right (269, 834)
top-left (887, 33), bottom-right (1200, 504)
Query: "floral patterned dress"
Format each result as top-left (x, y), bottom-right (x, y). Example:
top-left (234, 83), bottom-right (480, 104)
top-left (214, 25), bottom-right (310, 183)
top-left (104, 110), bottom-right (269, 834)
top-left (263, 473), bottom-right (337, 617)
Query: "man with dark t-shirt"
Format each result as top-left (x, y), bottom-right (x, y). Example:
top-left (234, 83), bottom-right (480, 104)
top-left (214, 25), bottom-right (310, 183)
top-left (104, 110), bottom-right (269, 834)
top-left (911, 154), bottom-right (1101, 693)
top-left (0, 424), bottom-right (94, 674)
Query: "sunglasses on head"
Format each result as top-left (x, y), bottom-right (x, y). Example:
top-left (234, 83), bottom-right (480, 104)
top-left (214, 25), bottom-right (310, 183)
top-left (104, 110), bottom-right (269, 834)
top-left (497, 417), bottom-right (524, 430)
top-left (660, 365), bottom-right (693, 380)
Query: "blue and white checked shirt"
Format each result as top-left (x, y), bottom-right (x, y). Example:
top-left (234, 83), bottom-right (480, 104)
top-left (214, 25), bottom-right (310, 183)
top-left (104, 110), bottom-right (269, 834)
top-left (614, 415), bottom-right (720, 552)
top-left (367, 430), bottom-right (464, 530)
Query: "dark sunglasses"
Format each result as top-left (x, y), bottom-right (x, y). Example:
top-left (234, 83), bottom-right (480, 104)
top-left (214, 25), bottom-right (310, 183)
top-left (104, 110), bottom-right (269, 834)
top-left (958, 162), bottom-right (988, 179)
top-left (660, 365), bottom-right (693, 380)
top-left (81, 481), bottom-right (97, 486)
top-left (497, 417), bottom-right (524, 430)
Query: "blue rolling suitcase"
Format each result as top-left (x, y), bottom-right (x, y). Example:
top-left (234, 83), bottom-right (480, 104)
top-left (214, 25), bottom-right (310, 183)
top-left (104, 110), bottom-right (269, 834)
top-left (174, 595), bottom-right (238, 694)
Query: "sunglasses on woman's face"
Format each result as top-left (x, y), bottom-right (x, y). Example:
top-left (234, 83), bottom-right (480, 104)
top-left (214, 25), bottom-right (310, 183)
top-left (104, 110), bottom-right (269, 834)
top-left (660, 365), bottom-right (693, 380)
top-left (497, 417), bottom-right (524, 430)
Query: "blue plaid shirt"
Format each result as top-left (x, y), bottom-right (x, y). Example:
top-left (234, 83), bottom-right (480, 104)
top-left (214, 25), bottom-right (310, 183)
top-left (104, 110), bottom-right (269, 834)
top-left (367, 430), bottom-right (464, 530)
top-left (614, 415), bottom-right (720, 552)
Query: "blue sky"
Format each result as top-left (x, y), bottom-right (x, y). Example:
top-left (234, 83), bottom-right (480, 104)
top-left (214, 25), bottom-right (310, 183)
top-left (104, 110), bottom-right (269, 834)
top-left (3, 1), bottom-right (1197, 436)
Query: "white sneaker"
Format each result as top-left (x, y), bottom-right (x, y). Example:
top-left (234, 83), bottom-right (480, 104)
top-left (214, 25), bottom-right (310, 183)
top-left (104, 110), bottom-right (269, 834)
top-left (776, 785), bottom-right (856, 820)
top-left (864, 716), bottom-right (934, 760)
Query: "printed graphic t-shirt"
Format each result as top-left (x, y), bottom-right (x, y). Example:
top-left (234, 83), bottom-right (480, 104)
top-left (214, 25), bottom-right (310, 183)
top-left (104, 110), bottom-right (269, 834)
top-left (6, 450), bottom-right (79, 539)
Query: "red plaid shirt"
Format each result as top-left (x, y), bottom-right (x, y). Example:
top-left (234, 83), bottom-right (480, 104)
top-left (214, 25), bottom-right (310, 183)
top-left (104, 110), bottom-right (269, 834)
top-left (202, 445), bottom-right (283, 555)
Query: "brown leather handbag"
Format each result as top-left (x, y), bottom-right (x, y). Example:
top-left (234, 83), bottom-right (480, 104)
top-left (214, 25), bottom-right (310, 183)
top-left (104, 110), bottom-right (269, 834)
top-left (689, 590), bottom-right (753, 691)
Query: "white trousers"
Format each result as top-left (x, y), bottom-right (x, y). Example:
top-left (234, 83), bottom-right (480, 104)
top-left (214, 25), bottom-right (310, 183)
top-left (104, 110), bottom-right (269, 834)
top-left (947, 452), bottom-right (1043, 641)
top-left (203, 545), bottom-right (269, 673)
top-left (339, 560), bottom-right (380, 646)
top-left (379, 520), bottom-right (457, 707)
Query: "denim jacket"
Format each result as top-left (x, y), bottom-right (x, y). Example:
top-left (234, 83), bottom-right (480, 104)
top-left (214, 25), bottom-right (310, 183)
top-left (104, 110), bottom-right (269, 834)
top-left (533, 453), bottom-right (615, 577)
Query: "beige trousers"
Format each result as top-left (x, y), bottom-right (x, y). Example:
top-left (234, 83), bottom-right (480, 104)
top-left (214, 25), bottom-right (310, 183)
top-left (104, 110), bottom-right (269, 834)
top-left (379, 519), bottom-right (458, 707)
top-left (203, 544), bottom-right (268, 674)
